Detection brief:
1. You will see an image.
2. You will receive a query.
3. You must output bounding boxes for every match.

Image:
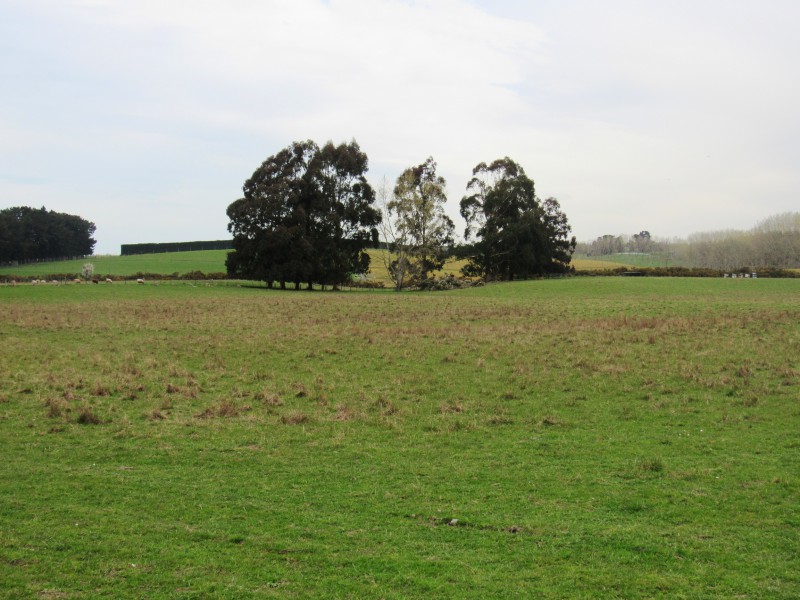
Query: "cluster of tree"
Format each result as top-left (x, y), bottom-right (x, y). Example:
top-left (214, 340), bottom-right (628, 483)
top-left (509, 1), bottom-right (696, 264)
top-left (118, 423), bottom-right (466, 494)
top-left (458, 158), bottom-right (575, 282)
top-left (380, 157), bottom-right (575, 289)
top-left (226, 140), bottom-right (381, 289)
top-left (675, 212), bottom-right (800, 270)
top-left (576, 213), bottom-right (799, 270)
top-left (0, 206), bottom-right (96, 264)
top-left (226, 140), bottom-right (577, 290)
top-left (227, 141), bottom-right (576, 290)
top-left (577, 230), bottom-right (655, 256)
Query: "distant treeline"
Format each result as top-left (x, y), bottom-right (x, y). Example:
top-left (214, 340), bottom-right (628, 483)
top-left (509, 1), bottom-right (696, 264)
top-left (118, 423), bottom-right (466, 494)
top-left (120, 240), bottom-right (234, 255)
top-left (0, 206), bottom-right (96, 265)
top-left (577, 212), bottom-right (800, 270)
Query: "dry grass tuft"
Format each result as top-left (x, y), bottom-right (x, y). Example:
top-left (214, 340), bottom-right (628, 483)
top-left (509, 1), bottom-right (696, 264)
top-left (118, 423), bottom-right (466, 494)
top-left (281, 410), bottom-right (309, 425)
top-left (439, 401), bottom-right (464, 414)
top-left (195, 399), bottom-right (240, 418)
top-left (148, 408), bottom-right (166, 421)
top-left (332, 405), bottom-right (355, 421)
top-left (91, 382), bottom-right (112, 397)
top-left (637, 457), bottom-right (665, 473)
top-left (45, 397), bottom-right (68, 418)
top-left (216, 399), bottom-right (240, 417)
top-left (76, 406), bottom-right (101, 425)
top-left (168, 363), bottom-right (186, 378)
top-left (255, 390), bottom-right (283, 406)
top-left (195, 407), bottom-right (215, 419)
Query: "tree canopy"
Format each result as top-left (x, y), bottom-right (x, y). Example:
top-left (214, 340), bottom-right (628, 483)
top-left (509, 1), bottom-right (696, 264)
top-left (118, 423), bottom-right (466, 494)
top-left (0, 206), bottom-right (96, 264)
top-left (225, 140), bottom-right (381, 289)
top-left (384, 157), bottom-right (455, 289)
top-left (459, 158), bottom-right (575, 280)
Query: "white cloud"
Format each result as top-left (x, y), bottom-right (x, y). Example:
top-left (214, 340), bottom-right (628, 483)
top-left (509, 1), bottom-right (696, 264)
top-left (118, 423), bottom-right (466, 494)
top-left (2, 0), bottom-right (800, 253)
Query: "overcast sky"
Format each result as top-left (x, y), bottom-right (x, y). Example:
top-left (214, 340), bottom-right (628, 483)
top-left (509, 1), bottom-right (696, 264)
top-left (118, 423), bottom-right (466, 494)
top-left (2, 0), bottom-right (799, 254)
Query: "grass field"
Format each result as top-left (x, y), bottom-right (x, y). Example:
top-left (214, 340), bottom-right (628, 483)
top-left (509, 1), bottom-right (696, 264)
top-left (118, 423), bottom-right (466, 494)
top-left (3, 249), bottom-right (594, 282)
top-left (1, 278), bottom-right (798, 597)
top-left (0, 250), bottom-right (468, 284)
top-left (0, 250), bottom-right (229, 278)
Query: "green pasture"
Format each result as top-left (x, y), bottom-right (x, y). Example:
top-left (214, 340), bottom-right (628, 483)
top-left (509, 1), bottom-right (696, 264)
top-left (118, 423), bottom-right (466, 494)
top-left (0, 250), bottom-right (229, 278)
top-left (0, 278), bottom-right (798, 597)
top-left (0, 249), bottom-right (468, 286)
top-left (0, 249), bottom-right (671, 283)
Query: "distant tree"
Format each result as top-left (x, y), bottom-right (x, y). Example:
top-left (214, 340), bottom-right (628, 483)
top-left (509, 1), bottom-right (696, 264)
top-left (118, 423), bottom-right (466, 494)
top-left (0, 206), bottom-right (96, 264)
top-left (460, 157), bottom-right (575, 280)
top-left (377, 176), bottom-right (414, 291)
top-left (632, 230), bottom-right (652, 253)
top-left (306, 141), bottom-right (382, 287)
top-left (751, 212), bottom-right (800, 269)
top-left (678, 212), bottom-right (800, 270)
top-left (385, 157), bottom-right (455, 288)
top-left (589, 234), bottom-right (624, 256)
top-left (226, 140), bottom-right (380, 289)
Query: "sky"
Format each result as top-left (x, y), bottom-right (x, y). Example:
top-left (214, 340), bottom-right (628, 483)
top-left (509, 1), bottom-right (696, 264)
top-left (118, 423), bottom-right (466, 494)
top-left (2, 0), bottom-right (799, 255)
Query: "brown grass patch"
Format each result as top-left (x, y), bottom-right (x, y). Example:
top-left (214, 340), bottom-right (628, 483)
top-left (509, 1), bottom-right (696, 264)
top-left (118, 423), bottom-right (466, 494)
top-left (439, 401), bottom-right (464, 414)
top-left (332, 405), bottom-right (355, 421)
top-left (195, 407), bottom-right (215, 419)
top-left (45, 397), bottom-right (68, 418)
top-left (195, 399), bottom-right (240, 418)
top-left (216, 399), bottom-right (240, 417)
top-left (255, 390), bottom-right (283, 406)
top-left (281, 410), bottom-right (309, 425)
top-left (76, 406), bottom-right (101, 425)
top-left (91, 382), bottom-right (112, 397)
top-left (571, 257), bottom-right (634, 270)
